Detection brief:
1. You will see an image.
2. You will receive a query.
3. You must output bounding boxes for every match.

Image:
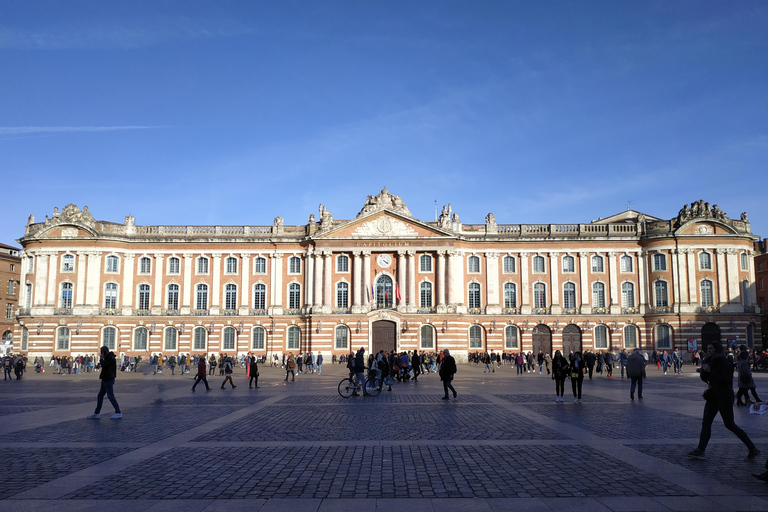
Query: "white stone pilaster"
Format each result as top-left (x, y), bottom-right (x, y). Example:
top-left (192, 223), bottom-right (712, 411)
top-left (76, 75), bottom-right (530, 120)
top-left (407, 250), bottom-right (416, 310)
top-left (716, 249), bottom-right (727, 306)
top-left (153, 254), bottom-right (164, 312)
top-left (211, 254), bottom-right (222, 309)
top-left (85, 252), bottom-right (102, 307)
top-left (362, 252), bottom-right (372, 308)
top-left (240, 254), bottom-right (250, 310)
top-left (436, 251), bottom-right (446, 308)
top-left (486, 252), bottom-right (501, 314)
top-left (34, 253), bottom-right (49, 306)
top-left (182, 255), bottom-right (193, 313)
top-left (75, 253), bottom-right (87, 307)
top-left (305, 249), bottom-right (314, 309)
top-left (549, 253), bottom-right (560, 314)
top-left (46, 253), bottom-right (58, 306)
top-left (121, 255), bottom-right (135, 315)
top-left (323, 251), bottom-right (333, 311)
top-left (352, 251), bottom-right (362, 312)
top-left (579, 252), bottom-right (590, 314)
top-left (313, 253), bottom-right (323, 308)
top-left (520, 253), bottom-right (530, 314)
top-left (397, 251), bottom-right (406, 310)
top-left (608, 252), bottom-right (619, 314)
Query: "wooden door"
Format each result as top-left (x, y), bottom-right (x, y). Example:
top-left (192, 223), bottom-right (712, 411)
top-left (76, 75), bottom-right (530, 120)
top-left (532, 324), bottom-right (552, 355)
top-left (561, 324), bottom-right (582, 355)
top-left (372, 320), bottom-right (396, 354)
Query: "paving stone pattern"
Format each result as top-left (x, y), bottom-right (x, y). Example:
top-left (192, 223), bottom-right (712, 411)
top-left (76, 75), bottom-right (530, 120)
top-left (277, 393), bottom-right (490, 405)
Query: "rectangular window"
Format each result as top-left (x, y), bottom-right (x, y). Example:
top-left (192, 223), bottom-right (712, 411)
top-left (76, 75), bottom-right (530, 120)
top-left (420, 255), bottom-right (432, 272)
top-left (253, 258), bottom-right (266, 274)
top-left (8, 280), bottom-right (14, 295)
top-left (653, 254), bottom-right (666, 271)
top-left (6, 303), bottom-right (12, 319)
top-left (591, 256), bottom-right (604, 273)
top-left (62, 255), bottom-right (75, 272)
top-left (252, 328), bottom-right (264, 350)
top-left (168, 258), bottom-right (180, 274)
top-left (28, 257), bottom-right (34, 273)
top-left (503, 256), bottom-right (515, 273)
top-left (10, 264), bottom-right (14, 272)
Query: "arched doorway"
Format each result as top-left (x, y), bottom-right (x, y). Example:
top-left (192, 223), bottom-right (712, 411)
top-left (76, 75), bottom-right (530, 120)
top-left (532, 324), bottom-right (552, 355)
top-left (372, 320), bottom-right (396, 354)
top-left (562, 324), bottom-right (581, 355)
top-left (374, 275), bottom-right (394, 309)
top-left (701, 322), bottom-right (721, 347)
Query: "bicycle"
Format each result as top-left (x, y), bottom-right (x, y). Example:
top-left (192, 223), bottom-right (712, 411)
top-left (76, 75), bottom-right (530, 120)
top-left (338, 372), bottom-right (382, 398)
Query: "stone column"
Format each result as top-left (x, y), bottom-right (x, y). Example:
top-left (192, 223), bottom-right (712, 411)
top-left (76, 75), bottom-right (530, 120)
top-left (304, 249), bottom-right (314, 310)
top-left (362, 252), bottom-right (371, 308)
top-left (579, 252), bottom-right (590, 314)
top-left (85, 252), bottom-right (102, 307)
top-left (436, 251), bottom-right (446, 309)
top-left (313, 252), bottom-right (323, 309)
top-left (121, 255), bottom-right (135, 315)
top-left (686, 249), bottom-right (698, 306)
top-left (715, 249), bottom-right (727, 306)
top-left (182, 255), bottom-right (193, 313)
top-left (448, 251), bottom-right (465, 312)
top-left (407, 250), bottom-right (416, 311)
top-left (747, 249), bottom-right (757, 307)
top-left (486, 252), bottom-right (501, 314)
top-left (674, 249), bottom-right (688, 306)
top-left (46, 252), bottom-right (58, 307)
top-left (352, 251), bottom-right (362, 312)
top-left (323, 251), bottom-right (333, 311)
top-left (211, 254), bottom-right (222, 314)
top-left (153, 254), bottom-right (164, 313)
top-left (549, 253), bottom-right (560, 314)
top-left (271, 254), bottom-right (283, 313)
top-left (726, 249), bottom-right (739, 305)
top-left (520, 253), bottom-right (530, 314)
top-left (397, 251), bottom-right (406, 310)
top-left (75, 252), bottom-right (87, 307)
top-left (608, 252), bottom-right (619, 314)
top-left (637, 250), bottom-right (648, 314)
top-left (240, 254), bottom-right (250, 311)
top-left (34, 252), bottom-right (49, 307)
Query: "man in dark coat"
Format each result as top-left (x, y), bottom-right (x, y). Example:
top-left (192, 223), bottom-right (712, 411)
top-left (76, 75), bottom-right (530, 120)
top-left (627, 348), bottom-right (646, 400)
top-left (584, 350), bottom-right (597, 379)
top-left (249, 356), bottom-right (259, 388)
top-left (439, 349), bottom-right (457, 400)
top-left (87, 346), bottom-right (122, 419)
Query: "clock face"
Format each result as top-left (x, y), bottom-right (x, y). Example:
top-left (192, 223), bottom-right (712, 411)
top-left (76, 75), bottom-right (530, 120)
top-left (377, 254), bottom-right (392, 268)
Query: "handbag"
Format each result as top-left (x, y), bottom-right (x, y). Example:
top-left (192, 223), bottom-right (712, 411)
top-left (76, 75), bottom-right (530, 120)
top-left (702, 388), bottom-right (714, 400)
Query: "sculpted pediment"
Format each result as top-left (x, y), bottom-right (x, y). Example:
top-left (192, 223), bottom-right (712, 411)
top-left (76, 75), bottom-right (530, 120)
top-left (677, 221), bottom-right (736, 236)
top-left (317, 212), bottom-right (452, 239)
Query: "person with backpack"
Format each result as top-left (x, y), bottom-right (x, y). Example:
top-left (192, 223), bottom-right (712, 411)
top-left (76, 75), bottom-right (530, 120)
top-left (220, 357), bottom-right (236, 389)
top-left (3, 354), bottom-right (12, 380)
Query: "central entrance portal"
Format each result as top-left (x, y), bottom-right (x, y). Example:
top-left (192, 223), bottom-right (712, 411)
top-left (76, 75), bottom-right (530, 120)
top-left (372, 320), bottom-right (396, 354)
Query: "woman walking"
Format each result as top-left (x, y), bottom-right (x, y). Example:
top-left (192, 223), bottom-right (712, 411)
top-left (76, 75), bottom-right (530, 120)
top-left (220, 357), bottom-right (236, 389)
top-left (736, 348), bottom-right (761, 406)
top-left (551, 350), bottom-right (569, 402)
top-left (688, 342), bottom-right (760, 460)
top-left (285, 352), bottom-right (296, 382)
top-left (569, 351), bottom-right (586, 403)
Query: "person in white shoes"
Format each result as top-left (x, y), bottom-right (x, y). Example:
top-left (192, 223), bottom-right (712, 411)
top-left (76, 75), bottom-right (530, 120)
top-left (87, 346), bottom-right (122, 419)
top-left (551, 350), bottom-right (569, 402)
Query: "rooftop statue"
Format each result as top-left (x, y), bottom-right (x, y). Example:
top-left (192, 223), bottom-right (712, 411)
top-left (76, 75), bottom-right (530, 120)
top-left (356, 187), bottom-right (412, 218)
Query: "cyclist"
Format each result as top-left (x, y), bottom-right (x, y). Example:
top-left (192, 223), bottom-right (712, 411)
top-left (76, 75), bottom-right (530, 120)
top-left (352, 347), bottom-right (366, 396)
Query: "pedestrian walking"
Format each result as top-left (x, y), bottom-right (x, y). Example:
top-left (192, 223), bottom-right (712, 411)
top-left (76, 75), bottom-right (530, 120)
top-left (439, 349), bottom-right (457, 400)
top-left (688, 342), bottom-right (760, 461)
top-left (248, 356), bottom-right (259, 389)
top-left (221, 357), bottom-right (236, 389)
top-left (285, 352), bottom-right (296, 381)
top-left (552, 350), bottom-right (569, 402)
top-left (87, 346), bottom-right (122, 419)
top-left (192, 355), bottom-right (212, 392)
top-left (736, 348), bottom-right (761, 406)
top-left (627, 348), bottom-right (646, 400)
top-left (569, 351), bottom-right (585, 403)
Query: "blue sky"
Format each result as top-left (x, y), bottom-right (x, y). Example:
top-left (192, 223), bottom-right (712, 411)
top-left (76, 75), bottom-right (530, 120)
top-left (1, 0), bottom-right (767, 246)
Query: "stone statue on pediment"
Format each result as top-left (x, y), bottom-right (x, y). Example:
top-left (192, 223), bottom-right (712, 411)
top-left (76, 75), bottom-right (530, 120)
top-left (485, 212), bottom-right (496, 225)
top-left (273, 216), bottom-right (284, 227)
top-left (741, 212), bottom-right (749, 222)
top-left (355, 187), bottom-right (413, 218)
top-left (711, 204), bottom-right (726, 220)
top-left (437, 204), bottom-right (452, 228)
top-left (27, 214), bottom-right (35, 225)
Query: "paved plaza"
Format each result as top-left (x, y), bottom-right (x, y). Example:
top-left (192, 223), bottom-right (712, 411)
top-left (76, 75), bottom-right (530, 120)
top-left (1, 360), bottom-right (768, 512)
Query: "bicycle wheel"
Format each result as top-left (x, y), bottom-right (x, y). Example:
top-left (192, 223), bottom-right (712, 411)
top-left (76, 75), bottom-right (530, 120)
top-left (338, 378), bottom-right (355, 398)
top-left (364, 376), bottom-right (382, 397)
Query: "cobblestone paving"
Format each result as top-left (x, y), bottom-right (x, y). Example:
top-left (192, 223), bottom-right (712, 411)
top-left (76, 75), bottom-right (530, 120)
top-left (494, 393), bottom-right (618, 403)
top-left (0, 405), bottom-right (54, 414)
top-left (0, 447), bottom-right (132, 499)
top-left (4, 405), bottom-right (242, 443)
top-left (277, 393), bottom-right (490, 405)
top-left (63, 444), bottom-right (692, 500)
top-left (0, 395), bottom-right (92, 406)
top-left (195, 402), bottom-right (567, 442)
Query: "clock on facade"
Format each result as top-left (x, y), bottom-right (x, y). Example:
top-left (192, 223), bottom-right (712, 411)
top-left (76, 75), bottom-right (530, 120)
top-left (377, 254), bottom-right (392, 268)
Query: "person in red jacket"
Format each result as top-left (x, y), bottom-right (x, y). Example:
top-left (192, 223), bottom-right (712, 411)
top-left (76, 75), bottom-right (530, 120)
top-left (192, 354), bottom-right (212, 392)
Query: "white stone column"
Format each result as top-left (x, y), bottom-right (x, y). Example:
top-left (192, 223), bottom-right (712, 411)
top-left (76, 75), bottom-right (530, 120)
top-left (726, 249), bottom-right (739, 304)
top-left (549, 253), bottom-right (560, 314)
top-left (407, 250), bottom-right (416, 311)
top-left (747, 249), bottom-right (757, 307)
top-left (305, 249), bottom-right (314, 309)
top-left (121, 255), bottom-right (135, 315)
top-left (46, 253), bottom-right (58, 306)
top-left (687, 249), bottom-right (698, 306)
top-left (608, 252), bottom-right (619, 314)
top-left (579, 252), bottom-right (590, 314)
top-left (211, 254), bottom-right (222, 310)
top-left (520, 252), bottom-right (530, 314)
top-left (448, 251), bottom-right (465, 311)
top-left (637, 250), bottom-right (647, 314)
top-left (182, 255), bottom-right (193, 312)
top-left (436, 251), bottom-right (446, 308)
top-left (75, 253), bottom-right (87, 306)
top-left (397, 251), bottom-right (406, 310)
top-left (352, 251), bottom-right (362, 312)
top-left (34, 253), bottom-right (49, 307)
top-left (715, 249), bottom-right (727, 306)
top-left (271, 254), bottom-right (283, 311)
top-left (85, 252), bottom-right (102, 307)
top-left (674, 249), bottom-right (688, 305)
top-left (486, 252), bottom-right (501, 314)
top-left (362, 251), bottom-right (372, 308)
top-left (313, 252), bottom-right (323, 308)
top-left (153, 254), bottom-right (164, 312)
top-left (240, 254), bottom-right (250, 310)
top-left (323, 251), bottom-right (333, 310)
top-left (670, 249), bottom-right (681, 311)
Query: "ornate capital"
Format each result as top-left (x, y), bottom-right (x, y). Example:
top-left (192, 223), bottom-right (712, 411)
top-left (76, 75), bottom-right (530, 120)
top-left (519, 252), bottom-right (529, 258)
top-left (607, 251), bottom-right (618, 257)
top-left (578, 251), bottom-right (589, 258)
top-left (212, 253), bottom-right (222, 259)
top-left (716, 248), bottom-right (727, 255)
top-left (485, 252), bottom-right (499, 260)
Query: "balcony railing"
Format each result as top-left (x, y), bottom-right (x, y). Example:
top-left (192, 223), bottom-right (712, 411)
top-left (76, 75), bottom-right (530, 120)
top-left (164, 309), bottom-right (180, 316)
top-left (621, 306), bottom-right (639, 314)
top-left (221, 309), bottom-right (239, 316)
top-left (563, 307), bottom-right (580, 315)
top-left (249, 308), bottom-right (268, 316)
top-left (133, 309), bottom-right (151, 316)
top-left (468, 308), bottom-right (482, 315)
top-left (332, 307), bottom-right (351, 314)
top-left (191, 309), bottom-right (209, 316)
top-left (54, 308), bottom-right (73, 315)
top-left (698, 305), bottom-right (720, 313)
top-left (417, 306), bottom-right (436, 314)
top-left (17, 308), bottom-right (30, 316)
top-left (532, 307), bottom-right (551, 315)
top-left (284, 308), bottom-right (301, 315)
top-left (502, 307), bottom-right (520, 315)
top-left (99, 308), bottom-right (121, 316)
top-left (648, 306), bottom-right (674, 314)
top-left (592, 306), bottom-right (609, 314)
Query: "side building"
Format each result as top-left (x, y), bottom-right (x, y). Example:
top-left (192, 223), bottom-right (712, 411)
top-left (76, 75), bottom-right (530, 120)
top-left (1, 242), bottom-right (22, 354)
top-left (13, 190), bottom-right (762, 361)
top-left (755, 238), bottom-right (768, 347)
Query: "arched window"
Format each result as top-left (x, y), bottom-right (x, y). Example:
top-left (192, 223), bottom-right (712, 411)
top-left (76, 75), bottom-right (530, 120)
top-left (197, 256), bottom-right (209, 274)
top-left (591, 255), bottom-right (604, 273)
top-left (106, 255), bottom-right (119, 273)
top-left (420, 254), bottom-right (432, 272)
top-left (337, 282), bottom-right (349, 308)
top-left (288, 283), bottom-right (301, 309)
top-left (287, 326), bottom-right (300, 350)
top-left (253, 284), bottom-right (266, 310)
top-left (60, 282), bottom-right (73, 308)
top-left (741, 252), bottom-right (748, 270)
top-left (289, 256), bottom-right (301, 274)
top-left (193, 327), bottom-right (206, 350)
top-left (168, 257), bottom-right (180, 274)
top-left (656, 324), bottom-right (671, 349)
top-left (623, 325), bottom-right (638, 348)
top-left (420, 282), bottom-right (432, 307)
top-left (562, 255), bottom-right (575, 272)
top-left (655, 281), bottom-right (668, 307)
top-left (337, 255), bottom-right (349, 272)
top-left (594, 325), bottom-right (608, 349)
top-left (533, 283), bottom-right (546, 308)
top-left (165, 327), bottom-right (178, 351)
top-left (700, 279), bottom-right (714, 307)
top-left (57, 326), bottom-right (70, 350)
top-left (133, 327), bottom-right (148, 350)
top-left (621, 282), bottom-right (635, 308)
top-left (563, 282), bottom-right (576, 309)
top-left (533, 255), bottom-right (545, 273)
top-left (21, 326), bottom-right (28, 351)
top-left (196, 284), bottom-right (208, 310)
top-left (335, 325), bottom-right (348, 349)
top-left (503, 282), bottom-right (516, 308)
top-left (138, 284), bottom-right (150, 310)
top-left (620, 255), bottom-right (633, 273)
top-left (222, 326), bottom-right (236, 350)
top-left (375, 275), bottom-right (394, 309)
top-left (225, 284), bottom-right (238, 309)
top-left (468, 255), bottom-right (480, 273)
top-left (225, 257), bottom-right (238, 274)
top-left (139, 257), bottom-right (152, 274)
top-left (503, 256), bottom-right (516, 273)
top-left (469, 325), bottom-right (483, 349)
top-left (167, 284), bottom-right (179, 310)
top-left (102, 326), bottom-right (117, 351)
top-left (468, 283), bottom-right (481, 309)
top-left (699, 252), bottom-right (712, 270)
top-left (420, 325), bottom-right (434, 349)
top-left (62, 254), bottom-right (75, 272)
top-left (252, 327), bottom-right (265, 350)
top-left (592, 282), bottom-right (605, 308)
top-left (104, 283), bottom-right (118, 309)
top-left (505, 325), bottom-right (518, 349)
top-left (253, 257), bottom-right (266, 274)
top-left (653, 253), bottom-right (666, 271)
